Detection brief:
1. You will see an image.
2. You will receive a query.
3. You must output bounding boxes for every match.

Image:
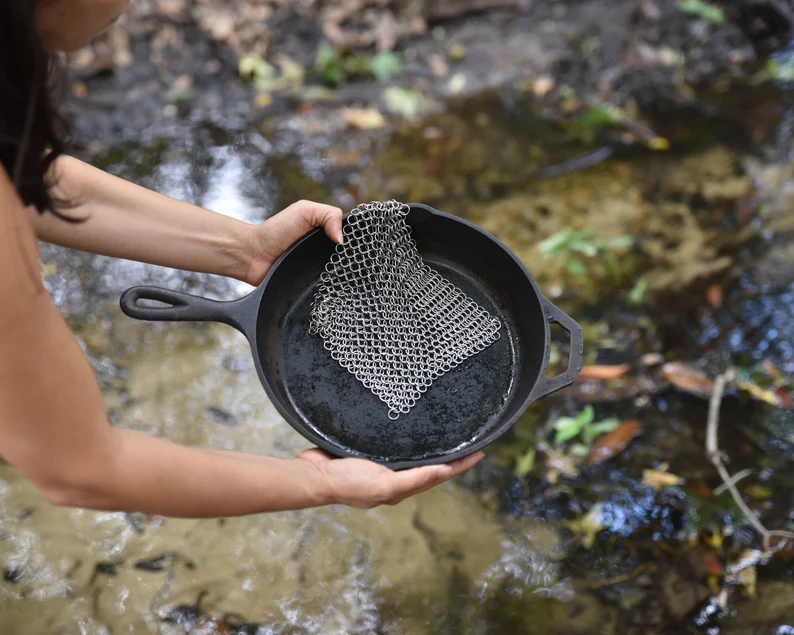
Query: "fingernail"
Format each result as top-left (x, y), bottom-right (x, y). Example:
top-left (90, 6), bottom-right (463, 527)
top-left (338, 231), bottom-right (344, 244)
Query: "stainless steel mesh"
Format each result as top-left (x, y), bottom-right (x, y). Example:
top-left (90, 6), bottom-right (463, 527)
top-left (309, 200), bottom-right (502, 419)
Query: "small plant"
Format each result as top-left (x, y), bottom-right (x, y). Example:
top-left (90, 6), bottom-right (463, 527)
top-left (538, 228), bottom-right (633, 277)
top-left (552, 405), bottom-right (620, 456)
top-left (628, 278), bottom-right (648, 305)
top-left (314, 44), bottom-right (403, 86)
top-left (676, 0), bottom-right (726, 25)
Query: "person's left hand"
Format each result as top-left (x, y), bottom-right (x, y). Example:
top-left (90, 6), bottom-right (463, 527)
top-left (245, 200), bottom-right (344, 286)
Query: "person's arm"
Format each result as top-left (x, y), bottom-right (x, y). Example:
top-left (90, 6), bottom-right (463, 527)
top-left (26, 155), bottom-right (344, 286)
top-left (1, 167), bottom-right (482, 517)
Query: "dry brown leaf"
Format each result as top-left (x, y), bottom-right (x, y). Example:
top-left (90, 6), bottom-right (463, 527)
top-left (661, 362), bottom-right (715, 397)
top-left (706, 283), bottom-right (723, 308)
top-left (703, 552), bottom-right (724, 576)
top-left (578, 364), bottom-right (630, 381)
top-left (341, 107), bottom-right (387, 129)
top-left (587, 420), bottom-right (641, 465)
top-left (69, 47), bottom-right (96, 71)
top-left (428, 53), bottom-right (449, 77)
top-left (71, 81), bottom-right (88, 98)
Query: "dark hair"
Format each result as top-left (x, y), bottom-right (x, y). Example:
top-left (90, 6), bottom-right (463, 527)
top-left (0, 0), bottom-right (73, 217)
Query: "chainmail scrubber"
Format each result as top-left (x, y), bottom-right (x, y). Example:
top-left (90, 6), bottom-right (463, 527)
top-left (309, 200), bottom-right (502, 419)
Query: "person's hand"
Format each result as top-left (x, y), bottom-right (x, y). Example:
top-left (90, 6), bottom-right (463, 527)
top-left (245, 200), bottom-right (343, 286)
top-left (296, 448), bottom-right (485, 509)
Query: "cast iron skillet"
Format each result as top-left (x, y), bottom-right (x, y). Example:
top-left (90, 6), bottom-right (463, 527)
top-left (119, 203), bottom-right (583, 469)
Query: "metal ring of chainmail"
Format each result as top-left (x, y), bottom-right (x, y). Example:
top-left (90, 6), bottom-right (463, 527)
top-left (309, 200), bottom-right (502, 420)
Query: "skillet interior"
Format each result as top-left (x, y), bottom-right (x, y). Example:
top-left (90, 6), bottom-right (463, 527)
top-left (255, 206), bottom-right (547, 464)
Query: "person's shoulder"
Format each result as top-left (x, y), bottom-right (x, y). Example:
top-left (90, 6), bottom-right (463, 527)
top-left (0, 164), bottom-right (46, 309)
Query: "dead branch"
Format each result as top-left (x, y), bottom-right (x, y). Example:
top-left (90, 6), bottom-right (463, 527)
top-left (706, 368), bottom-right (794, 552)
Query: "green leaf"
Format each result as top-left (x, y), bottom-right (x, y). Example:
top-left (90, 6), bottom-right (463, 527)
top-left (238, 54), bottom-right (275, 81)
top-left (577, 405), bottom-right (595, 426)
top-left (315, 42), bottom-right (340, 69)
top-left (369, 52), bottom-right (403, 82)
top-left (315, 43), bottom-right (345, 85)
top-left (582, 418), bottom-right (620, 445)
top-left (568, 239), bottom-right (598, 257)
top-left (573, 103), bottom-right (622, 128)
top-left (569, 443), bottom-right (590, 457)
top-left (629, 279), bottom-right (648, 305)
top-left (603, 235), bottom-right (634, 250)
top-left (515, 448), bottom-right (536, 477)
top-left (567, 256), bottom-right (588, 277)
top-left (676, 0), bottom-right (726, 24)
top-left (553, 417), bottom-right (585, 445)
top-left (538, 229), bottom-right (573, 255)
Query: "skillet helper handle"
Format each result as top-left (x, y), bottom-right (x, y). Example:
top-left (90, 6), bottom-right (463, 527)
top-left (120, 286), bottom-right (250, 334)
top-left (531, 300), bottom-right (584, 400)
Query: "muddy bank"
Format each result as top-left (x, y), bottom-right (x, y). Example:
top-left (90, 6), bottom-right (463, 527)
top-left (63, 0), bottom-right (792, 157)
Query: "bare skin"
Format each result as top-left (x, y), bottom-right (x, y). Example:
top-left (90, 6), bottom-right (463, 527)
top-left (0, 0), bottom-right (486, 516)
top-left (1, 164), bottom-right (484, 516)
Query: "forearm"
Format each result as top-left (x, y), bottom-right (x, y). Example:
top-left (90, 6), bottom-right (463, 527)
top-left (28, 155), bottom-right (254, 281)
top-left (62, 428), bottom-right (333, 517)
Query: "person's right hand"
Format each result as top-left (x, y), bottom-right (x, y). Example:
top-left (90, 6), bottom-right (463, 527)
top-left (296, 449), bottom-right (485, 509)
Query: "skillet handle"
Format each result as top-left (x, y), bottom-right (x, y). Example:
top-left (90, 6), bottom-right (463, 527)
top-left (530, 300), bottom-right (584, 400)
top-left (119, 286), bottom-right (255, 338)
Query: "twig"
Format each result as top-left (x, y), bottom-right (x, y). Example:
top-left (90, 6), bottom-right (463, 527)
top-left (706, 369), bottom-right (794, 552)
top-left (713, 468), bottom-right (755, 496)
top-left (587, 562), bottom-right (653, 589)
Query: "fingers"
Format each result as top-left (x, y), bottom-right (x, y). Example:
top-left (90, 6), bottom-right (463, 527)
top-left (290, 200), bottom-right (344, 244)
top-left (386, 451), bottom-right (485, 502)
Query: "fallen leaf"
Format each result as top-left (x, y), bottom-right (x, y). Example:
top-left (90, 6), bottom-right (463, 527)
top-left (340, 107), bottom-right (387, 129)
top-left (448, 43), bottom-right (465, 60)
top-left (255, 92), bottom-right (273, 107)
top-left (661, 362), bottom-right (715, 397)
top-left (72, 81), bottom-right (88, 98)
top-left (762, 360), bottom-right (783, 381)
top-left (736, 565), bottom-right (757, 597)
top-left (641, 353), bottom-right (665, 366)
top-left (704, 552), bottom-right (723, 576)
top-left (539, 442), bottom-right (580, 484)
top-left (744, 484), bottom-right (772, 500)
top-left (725, 549), bottom-right (769, 598)
top-left (642, 463), bottom-right (683, 491)
top-left (578, 364), bottom-right (630, 381)
top-left (706, 284), bottom-right (723, 308)
top-left (107, 26), bottom-right (133, 68)
top-left (448, 72), bottom-right (467, 94)
top-left (324, 149), bottom-right (360, 167)
top-left (533, 75), bottom-right (555, 98)
top-left (428, 53), bottom-right (449, 77)
top-left (587, 420), bottom-right (641, 465)
top-left (515, 448), bottom-right (535, 477)
top-left (565, 502), bottom-right (606, 548)
top-left (383, 86), bottom-right (424, 120)
top-left (40, 263), bottom-right (58, 277)
top-left (738, 379), bottom-right (781, 407)
top-left (776, 387), bottom-right (793, 408)
top-left (69, 47), bottom-right (96, 71)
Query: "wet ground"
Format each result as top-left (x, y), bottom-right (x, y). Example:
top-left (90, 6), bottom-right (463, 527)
top-left (4, 1), bottom-right (794, 633)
